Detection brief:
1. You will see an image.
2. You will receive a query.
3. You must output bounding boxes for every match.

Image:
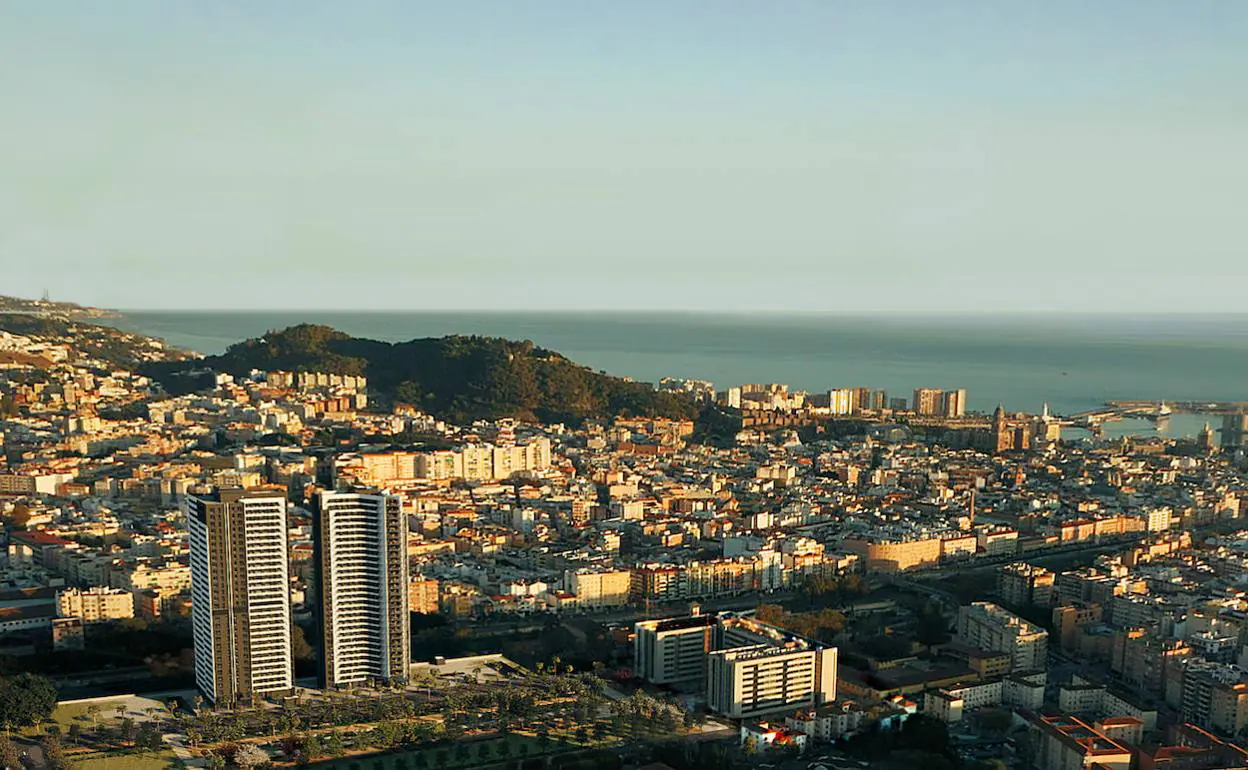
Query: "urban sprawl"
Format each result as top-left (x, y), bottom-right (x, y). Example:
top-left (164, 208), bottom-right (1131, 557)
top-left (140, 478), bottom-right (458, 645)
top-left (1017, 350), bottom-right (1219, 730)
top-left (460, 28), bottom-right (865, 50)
top-left (3, 316), bottom-right (1248, 770)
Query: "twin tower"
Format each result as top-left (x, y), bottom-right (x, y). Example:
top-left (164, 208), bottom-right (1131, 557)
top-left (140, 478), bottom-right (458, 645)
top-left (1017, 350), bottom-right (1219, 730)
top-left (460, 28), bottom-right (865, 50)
top-left (186, 487), bottom-right (409, 708)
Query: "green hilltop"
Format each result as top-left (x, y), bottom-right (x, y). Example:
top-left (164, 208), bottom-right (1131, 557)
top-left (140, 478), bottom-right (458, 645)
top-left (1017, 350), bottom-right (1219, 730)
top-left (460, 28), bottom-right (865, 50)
top-left (146, 324), bottom-right (702, 425)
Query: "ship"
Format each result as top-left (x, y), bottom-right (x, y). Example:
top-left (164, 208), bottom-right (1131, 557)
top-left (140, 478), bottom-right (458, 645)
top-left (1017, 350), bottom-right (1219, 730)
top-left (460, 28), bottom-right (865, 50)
top-left (1144, 402), bottom-right (1173, 423)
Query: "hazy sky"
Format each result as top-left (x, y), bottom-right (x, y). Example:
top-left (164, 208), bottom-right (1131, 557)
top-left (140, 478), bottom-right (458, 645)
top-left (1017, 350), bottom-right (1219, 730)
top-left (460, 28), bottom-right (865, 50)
top-left (2, 2), bottom-right (1246, 311)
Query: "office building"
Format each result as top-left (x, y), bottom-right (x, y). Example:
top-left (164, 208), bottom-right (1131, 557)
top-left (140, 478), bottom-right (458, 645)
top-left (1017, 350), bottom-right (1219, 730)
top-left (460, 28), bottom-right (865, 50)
top-left (315, 491), bottom-right (410, 689)
top-left (956, 602), bottom-right (1048, 672)
top-left (187, 487), bottom-right (294, 707)
top-left (634, 613), bottom-right (718, 686)
top-left (708, 642), bottom-right (838, 719)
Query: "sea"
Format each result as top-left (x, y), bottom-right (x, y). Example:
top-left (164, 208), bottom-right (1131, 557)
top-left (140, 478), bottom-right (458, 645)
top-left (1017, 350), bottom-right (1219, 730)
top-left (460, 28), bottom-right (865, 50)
top-left (105, 311), bottom-right (1248, 439)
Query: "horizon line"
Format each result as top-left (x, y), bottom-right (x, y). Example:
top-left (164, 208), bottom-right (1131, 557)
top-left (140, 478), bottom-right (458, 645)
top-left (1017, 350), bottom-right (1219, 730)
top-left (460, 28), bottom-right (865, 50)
top-left (111, 307), bottom-right (1248, 317)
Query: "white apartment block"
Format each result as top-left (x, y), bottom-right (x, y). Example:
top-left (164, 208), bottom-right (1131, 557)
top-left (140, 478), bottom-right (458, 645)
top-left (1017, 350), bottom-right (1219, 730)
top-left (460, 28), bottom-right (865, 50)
top-left (315, 492), bottom-right (410, 689)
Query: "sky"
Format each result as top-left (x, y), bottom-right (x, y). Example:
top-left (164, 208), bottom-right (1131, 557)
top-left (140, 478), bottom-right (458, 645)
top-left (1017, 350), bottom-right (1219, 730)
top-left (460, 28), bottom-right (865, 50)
top-left (1, 2), bottom-right (1246, 312)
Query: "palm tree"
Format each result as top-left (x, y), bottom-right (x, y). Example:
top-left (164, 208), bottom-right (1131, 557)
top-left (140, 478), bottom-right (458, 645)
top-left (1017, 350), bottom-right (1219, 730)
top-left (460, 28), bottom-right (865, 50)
top-left (86, 703), bottom-right (102, 731)
top-left (114, 703), bottom-right (127, 723)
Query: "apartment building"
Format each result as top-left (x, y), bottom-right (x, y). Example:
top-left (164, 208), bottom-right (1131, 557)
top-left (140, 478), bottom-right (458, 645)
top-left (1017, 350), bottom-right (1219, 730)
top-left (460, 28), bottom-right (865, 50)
top-left (187, 487), bottom-right (294, 707)
top-left (956, 602), bottom-right (1048, 672)
top-left (1181, 661), bottom-right (1248, 736)
top-left (912, 388), bottom-right (944, 416)
top-left (841, 535), bottom-right (942, 573)
top-left (997, 562), bottom-right (1055, 608)
top-left (315, 491), bottom-right (410, 689)
top-left (409, 577), bottom-right (439, 615)
top-left (55, 586), bottom-right (134, 623)
top-left (563, 568), bottom-right (631, 609)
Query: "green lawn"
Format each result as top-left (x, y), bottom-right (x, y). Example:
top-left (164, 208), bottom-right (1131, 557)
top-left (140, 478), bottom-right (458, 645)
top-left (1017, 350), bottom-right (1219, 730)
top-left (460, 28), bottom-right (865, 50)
top-left (48, 700), bottom-right (131, 731)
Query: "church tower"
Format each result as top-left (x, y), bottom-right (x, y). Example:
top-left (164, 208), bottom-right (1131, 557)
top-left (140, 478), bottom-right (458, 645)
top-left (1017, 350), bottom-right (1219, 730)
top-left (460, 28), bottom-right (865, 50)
top-left (992, 404), bottom-right (1012, 453)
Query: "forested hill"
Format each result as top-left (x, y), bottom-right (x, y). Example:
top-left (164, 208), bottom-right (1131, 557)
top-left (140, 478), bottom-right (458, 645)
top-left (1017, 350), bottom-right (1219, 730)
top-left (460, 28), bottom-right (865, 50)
top-left (148, 324), bottom-right (701, 424)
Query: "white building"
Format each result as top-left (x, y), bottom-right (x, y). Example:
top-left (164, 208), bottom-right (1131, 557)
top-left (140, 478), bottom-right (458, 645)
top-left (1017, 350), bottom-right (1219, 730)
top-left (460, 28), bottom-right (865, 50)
top-left (709, 643), bottom-right (838, 719)
top-left (315, 491), bottom-right (410, 689)
top-left (636, 611), bottom-right (837, 719)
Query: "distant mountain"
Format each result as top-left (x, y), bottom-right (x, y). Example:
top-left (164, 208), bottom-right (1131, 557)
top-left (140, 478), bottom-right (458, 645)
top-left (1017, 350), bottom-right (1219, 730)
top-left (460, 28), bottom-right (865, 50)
top-left (145, 324), bottom-right (702, 424)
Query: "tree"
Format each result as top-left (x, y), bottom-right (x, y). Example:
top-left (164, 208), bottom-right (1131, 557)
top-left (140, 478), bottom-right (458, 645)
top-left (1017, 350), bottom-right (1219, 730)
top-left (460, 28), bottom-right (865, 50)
top-left (303, 735), bottom-right (323, 759)
top-left (136, 723), bottom-right (163, 752)
top-left (86, 703), bottom-right (103, 731)
top-left (899, 714), bottom-right (952, 756)
top-left (66, 722), bottom-right (82, 746)
top-left (40, 734), bottom-right (69, 770)
top-left (0, 673), bottom-right (58, 730)
top-left (233, 743), bottom-right (269, 769)
top-left (0, 735), bottom-right (21, 769)
top-left (915, 602), bottom-right (951, 650)
top-left (121, 717), bottom-right (137, 745)
top-left (292, 624), bottom-right (315, 662)
top-left (114, 703), bottom-right (127, 723)
top-left (976, 709), bottom-right (1014, 735)
top-left (206, 753), bottom-right (227, 770)
top-left (323, 732), bottom-right (346, 758)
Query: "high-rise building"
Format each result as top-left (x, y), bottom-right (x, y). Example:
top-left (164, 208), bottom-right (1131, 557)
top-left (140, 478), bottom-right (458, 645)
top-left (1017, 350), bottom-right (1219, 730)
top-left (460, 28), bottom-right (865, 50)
top-left (826, 389), bottom-right (856, 416)
top-left (1222, 413), bottom-right (1248, 452)
top-left (315, 491), bottom-right (410, 690)
top-left (942, 389), bottom-right (967, 418)
top-left (187, 487), bottom-right (294, 707)
top-left (913, 388), bottom-right (944, 416)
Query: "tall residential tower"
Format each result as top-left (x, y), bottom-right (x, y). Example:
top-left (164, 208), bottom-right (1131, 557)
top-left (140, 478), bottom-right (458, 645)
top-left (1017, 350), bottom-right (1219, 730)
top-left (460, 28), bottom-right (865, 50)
top-left (314, 491), bottom-right (410, 689)
top-left (187, 487), bottom-right (294, 707)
